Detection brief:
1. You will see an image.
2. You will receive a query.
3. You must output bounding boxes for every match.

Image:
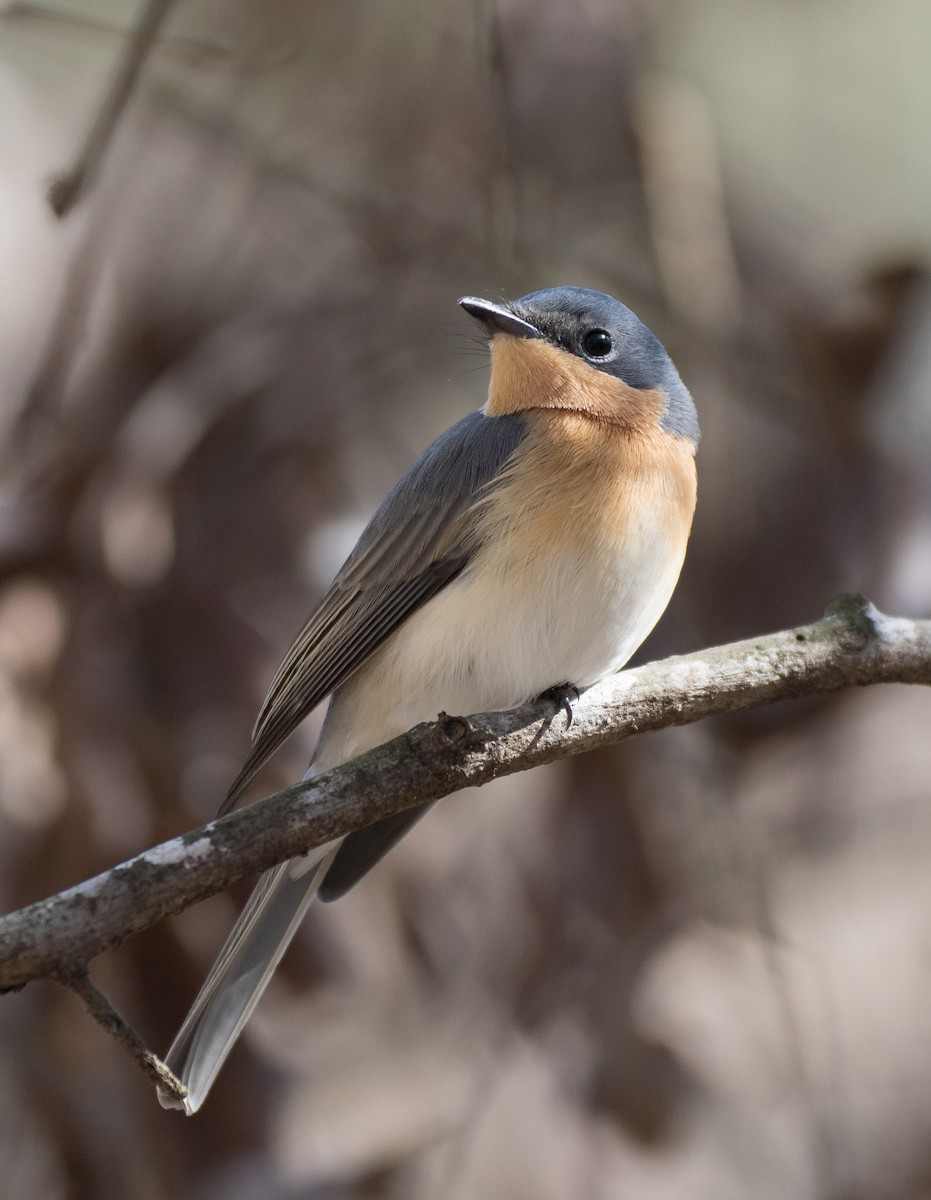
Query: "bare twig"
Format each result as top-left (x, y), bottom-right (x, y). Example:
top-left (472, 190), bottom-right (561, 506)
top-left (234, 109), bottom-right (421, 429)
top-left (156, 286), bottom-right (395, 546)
top-left (0, 596), bottom-right (928, 998)
top-left (47, 0), bottom-right (177, 218)
top-left (64, 969), bottom-right (187, 1103)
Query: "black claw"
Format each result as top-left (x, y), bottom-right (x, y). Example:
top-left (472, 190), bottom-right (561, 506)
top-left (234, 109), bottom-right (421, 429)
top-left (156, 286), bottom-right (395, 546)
top-left (540, 684), bottom-right (581, 729)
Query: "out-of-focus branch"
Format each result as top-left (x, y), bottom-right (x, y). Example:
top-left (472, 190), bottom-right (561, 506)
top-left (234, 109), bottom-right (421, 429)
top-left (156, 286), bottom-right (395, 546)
top-left (1, 595), bottom-right (929, 997)
top-left (47, 0), bottom-right (177, 218)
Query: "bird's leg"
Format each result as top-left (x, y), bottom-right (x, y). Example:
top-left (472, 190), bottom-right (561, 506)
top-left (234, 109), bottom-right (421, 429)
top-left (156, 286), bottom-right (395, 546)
top-left (538, 683), bottom-right (581, 729)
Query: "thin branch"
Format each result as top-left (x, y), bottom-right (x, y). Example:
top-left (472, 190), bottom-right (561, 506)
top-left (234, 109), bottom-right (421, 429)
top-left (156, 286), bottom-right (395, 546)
top-left (47, 0), bottom-right (177, 218)
top-left (1, 596), bottom-right (929, 996)
top-left (64, 969), bottom-right (187, 1103)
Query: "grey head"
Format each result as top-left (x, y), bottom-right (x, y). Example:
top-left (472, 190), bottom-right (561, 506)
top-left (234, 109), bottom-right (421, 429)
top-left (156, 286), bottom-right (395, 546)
top-left (460, 286), bottom-right (699, 443)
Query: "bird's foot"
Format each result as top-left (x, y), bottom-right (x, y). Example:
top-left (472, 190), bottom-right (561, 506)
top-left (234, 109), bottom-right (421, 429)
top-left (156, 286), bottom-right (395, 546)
top-left (539, 683), bottom-right (581, 729)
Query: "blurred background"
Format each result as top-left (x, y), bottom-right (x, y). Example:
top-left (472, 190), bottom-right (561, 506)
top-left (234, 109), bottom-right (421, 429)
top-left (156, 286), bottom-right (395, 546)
top-left (1, 0), bottom-right (931, 1196)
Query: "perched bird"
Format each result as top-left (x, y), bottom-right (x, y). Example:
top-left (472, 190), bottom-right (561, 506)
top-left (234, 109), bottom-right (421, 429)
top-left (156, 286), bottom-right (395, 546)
top-left (160, 286), bottom-right (699, 1113)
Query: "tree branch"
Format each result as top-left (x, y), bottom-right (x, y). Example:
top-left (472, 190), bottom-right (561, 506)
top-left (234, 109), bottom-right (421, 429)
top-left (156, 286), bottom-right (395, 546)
top-left (1, 595), bottom-right (929, 997)
top-left (64, 969), bottom-right (187, 1105)
top-left (47, 0), bottom-right (177, 218)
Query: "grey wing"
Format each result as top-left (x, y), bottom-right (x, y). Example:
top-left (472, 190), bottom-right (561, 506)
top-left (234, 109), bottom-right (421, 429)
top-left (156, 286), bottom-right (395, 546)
top-left (220, 409), bottom-right (528, 812)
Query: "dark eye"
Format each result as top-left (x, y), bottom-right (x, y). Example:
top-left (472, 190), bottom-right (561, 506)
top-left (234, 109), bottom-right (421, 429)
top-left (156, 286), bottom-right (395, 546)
top-left (582, 328), bottom-right (613, 358)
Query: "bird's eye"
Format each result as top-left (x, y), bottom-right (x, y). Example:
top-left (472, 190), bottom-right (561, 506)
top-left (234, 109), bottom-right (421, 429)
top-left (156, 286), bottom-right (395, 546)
top-left (582, 329), bottom-right (613, 358)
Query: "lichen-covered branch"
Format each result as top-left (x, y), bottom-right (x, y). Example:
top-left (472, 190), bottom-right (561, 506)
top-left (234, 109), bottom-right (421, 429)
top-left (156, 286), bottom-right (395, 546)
top-left (1, 596), bottom-right (929, 995)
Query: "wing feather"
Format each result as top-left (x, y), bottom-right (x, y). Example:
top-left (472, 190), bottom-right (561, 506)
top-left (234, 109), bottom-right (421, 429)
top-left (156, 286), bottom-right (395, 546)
top-left (220, 410), bottom-right (528, 812)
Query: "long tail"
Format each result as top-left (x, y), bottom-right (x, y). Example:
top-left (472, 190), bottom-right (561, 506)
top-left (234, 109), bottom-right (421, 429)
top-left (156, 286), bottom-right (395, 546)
top-left (158, 838), bottom-right (341, 1114)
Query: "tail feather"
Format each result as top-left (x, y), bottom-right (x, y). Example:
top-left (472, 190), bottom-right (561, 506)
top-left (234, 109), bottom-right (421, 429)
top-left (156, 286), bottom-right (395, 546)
top-left (158, 839), bottom-right (341, 1114)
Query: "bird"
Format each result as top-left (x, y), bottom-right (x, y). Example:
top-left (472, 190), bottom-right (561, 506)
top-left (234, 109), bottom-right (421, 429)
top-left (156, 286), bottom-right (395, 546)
top-left (159, 286), bottom-right (699, 1113)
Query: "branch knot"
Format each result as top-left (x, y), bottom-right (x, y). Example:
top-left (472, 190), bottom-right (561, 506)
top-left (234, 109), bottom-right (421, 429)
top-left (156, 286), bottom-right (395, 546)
top-left (824, 593), bottom-right (880, 651)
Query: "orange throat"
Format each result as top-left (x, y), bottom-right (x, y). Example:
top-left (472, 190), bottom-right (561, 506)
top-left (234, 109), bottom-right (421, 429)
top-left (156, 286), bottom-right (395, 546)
top-left (484, 333), bottom-right (669, 433)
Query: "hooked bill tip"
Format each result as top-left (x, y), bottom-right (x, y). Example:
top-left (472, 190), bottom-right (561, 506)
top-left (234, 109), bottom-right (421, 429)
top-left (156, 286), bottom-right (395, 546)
top-left (458, 297), bottom-right (543, 340)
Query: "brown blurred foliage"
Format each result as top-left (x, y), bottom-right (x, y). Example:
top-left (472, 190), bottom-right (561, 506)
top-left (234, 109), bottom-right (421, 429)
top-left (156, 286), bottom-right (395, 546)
top-left (1, 1), bottom-right (930, 1197)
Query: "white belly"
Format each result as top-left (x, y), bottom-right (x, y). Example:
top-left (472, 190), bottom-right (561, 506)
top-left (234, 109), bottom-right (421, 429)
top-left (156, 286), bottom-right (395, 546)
top-left (315, 502), bottom-right (688, 771)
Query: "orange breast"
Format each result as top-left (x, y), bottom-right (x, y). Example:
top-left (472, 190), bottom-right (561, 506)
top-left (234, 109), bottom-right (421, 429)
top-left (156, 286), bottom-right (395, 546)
top-left (473, 406), bottom-right (697, 576)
